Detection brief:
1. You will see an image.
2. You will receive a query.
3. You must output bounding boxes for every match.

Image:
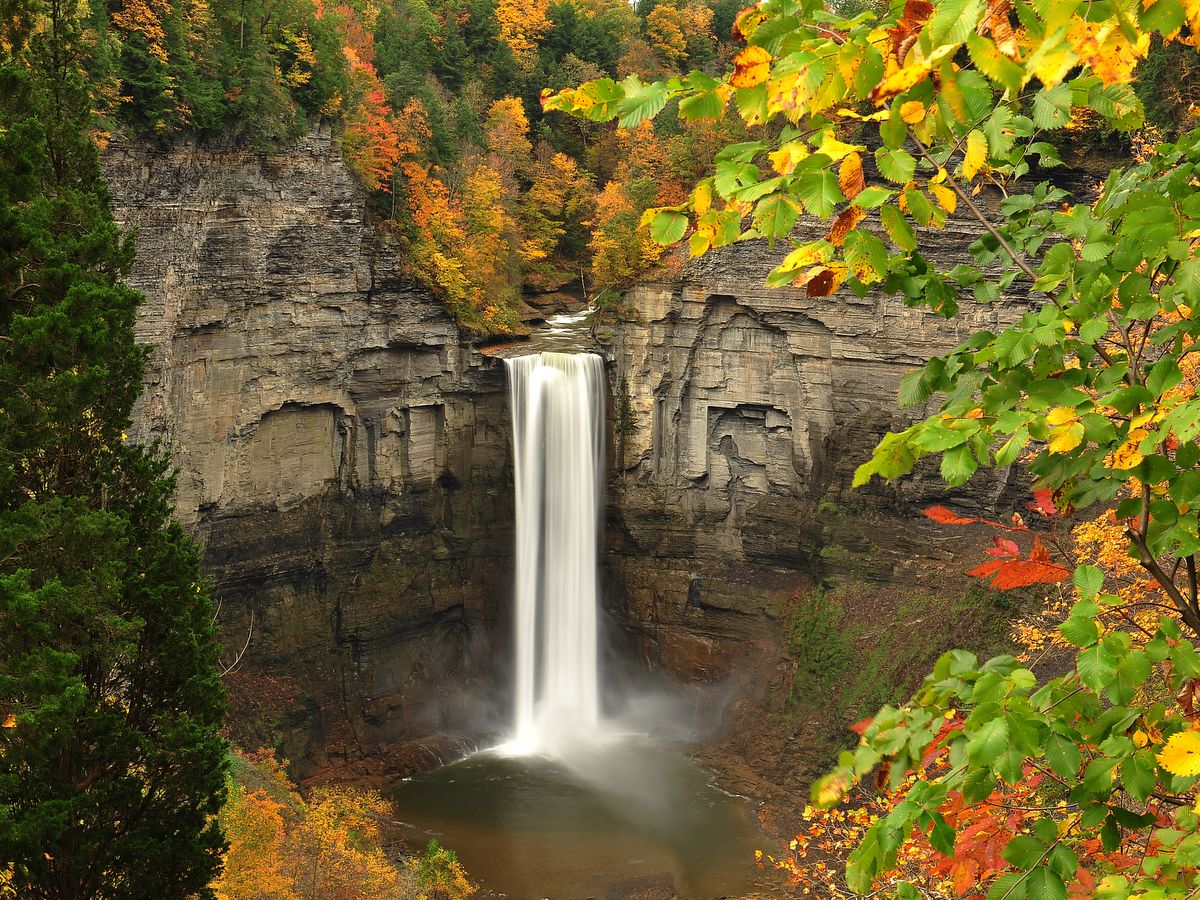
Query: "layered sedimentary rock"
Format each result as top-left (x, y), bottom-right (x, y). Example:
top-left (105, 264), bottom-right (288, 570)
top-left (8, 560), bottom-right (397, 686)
top-left (606, 219), bottom-right (1031, 755)
top-left (104, 128), bottom-right (512, 778)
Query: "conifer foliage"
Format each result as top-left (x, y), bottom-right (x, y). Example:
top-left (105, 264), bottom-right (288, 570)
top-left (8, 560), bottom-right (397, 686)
top-left (0, 0), bottom-right (227, 896)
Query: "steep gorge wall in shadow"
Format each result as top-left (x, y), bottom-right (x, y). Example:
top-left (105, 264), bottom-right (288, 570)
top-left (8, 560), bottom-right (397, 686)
top-left (104, 128), bottom-right (513, 780)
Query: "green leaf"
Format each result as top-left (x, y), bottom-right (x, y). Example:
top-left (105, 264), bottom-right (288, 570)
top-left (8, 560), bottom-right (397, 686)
top-left (875, 146), bottom-right (916, 184)
top-left (617, 77), bottom-right (670, 127)
top-left (1083, 756), bottom-right (1120, 794)
top-left (899, 370), bottom-right (933, 408)
top-left (1078, 645), bottom-right (1117, 691)
top-left (941, 443), bottom-right (977, 486)
top-left (880, 204), bottom-right (917, 252)
top-left (793, 170), bottom-right (844, 219)
top-left (678, 88), bottom-right (725, 121)
top-left (1044, 734), bottom-right (1081, 780)
top-left (1177, 259), bottom-right (1200, 305)
top-left (851, 186), bottom-right (893, 209)
top-left (928, 0), bottom-right (983, 46)
top-left (649, 210), bottom-right (687, 245)
top-left (1121, 752), bottom-right (1157, 803)
top-left (1032, 83), bottom-right (1072, 130)
top-left (753, 194), bottom-right (801, 243)
top-left (1059, 616), bottom-right (1099, 647)
top-left (967, 716), bottom-right (1010, 766)
top-left (1003, 834), bottom-right (1046, 869)
top-left (1073, 565), bottom-right (1104, 599)
top-left (1026, 866), bottom-right (1067, 900)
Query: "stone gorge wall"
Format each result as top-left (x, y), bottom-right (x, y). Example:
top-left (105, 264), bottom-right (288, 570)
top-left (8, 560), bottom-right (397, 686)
top-left (606, 218), bottom-right (1030, 751)
top-left (104, 128), bottom-right (513, 780)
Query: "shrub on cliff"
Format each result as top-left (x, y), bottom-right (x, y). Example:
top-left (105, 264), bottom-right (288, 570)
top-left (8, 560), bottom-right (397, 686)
top-left (549, 1), bottom-right (1200, 896)
top-left (0, 1), bottom-right (227, 896)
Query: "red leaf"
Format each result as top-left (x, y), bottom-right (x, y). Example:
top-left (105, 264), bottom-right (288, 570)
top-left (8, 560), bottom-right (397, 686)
top-left (1029, 536), bottom-right (1053, 563)
top-left (1028, 488), bottom-right (1057, 517)
top-left (923, 505), bottom-right (983, 525)
top-left (977, 558), bottom-right (1071, 590)
top-left (849, 716), bottom-right (874, 735)
top-left (984, 537), bottom-right (1021, 559)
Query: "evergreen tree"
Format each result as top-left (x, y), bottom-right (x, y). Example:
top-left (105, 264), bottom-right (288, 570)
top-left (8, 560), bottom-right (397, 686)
top-left (0, 0), bottom-right (227, 896)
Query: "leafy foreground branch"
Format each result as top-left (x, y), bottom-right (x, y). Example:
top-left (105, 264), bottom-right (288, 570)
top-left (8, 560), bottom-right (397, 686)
top-left (550, 0), bottom-right (1200, 896)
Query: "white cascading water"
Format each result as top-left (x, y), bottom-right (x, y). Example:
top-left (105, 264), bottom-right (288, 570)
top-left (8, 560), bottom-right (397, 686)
top-left (504, 352), bottom-right (605, 755)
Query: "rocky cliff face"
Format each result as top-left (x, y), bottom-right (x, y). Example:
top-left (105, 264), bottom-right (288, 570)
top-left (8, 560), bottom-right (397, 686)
top-left (606, 222), bottom-right (1031, 781)
top-left (104, 128), bottom-right (513, 779)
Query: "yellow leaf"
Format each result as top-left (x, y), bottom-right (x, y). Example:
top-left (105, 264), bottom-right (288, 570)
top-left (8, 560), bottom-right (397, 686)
top-left (815, 134), bottom-right (865, 162)
top-left (693, 182), bottom-right (712, 215)
top-left (1132, 729), bottom-right (1148, 748)
top-left (1107, 428), bottom-right (1148, 470)
top-left (1048, 421), bottom-right (1085, 454)
top-left (900, 101), bottom-right (926, 124)
top-left (1067, 17), bottom-right (1150, 85)
top-left (835, 107), bottom-right (889, 122)
top-left (2, 713), bottom-right (14, 728)
top-left (1158, 729), bottom-right (1200, 777)
top-left (1025, 27), bottom-right (1079, 88)
top-left (1046, 406), bottom-right (1080, 426)
top-left (769, 141), bottom-right (809, 175)
top-left (731, 45), bottom-right (772, 89)
top-left (779, 241), bottom-right (833, 273)
top-left (962, 130), bottom-right (988, 182)
top-left (930, 181), bottom-right (957, 214)
top-left (870, 62), bottom-right (932, 104)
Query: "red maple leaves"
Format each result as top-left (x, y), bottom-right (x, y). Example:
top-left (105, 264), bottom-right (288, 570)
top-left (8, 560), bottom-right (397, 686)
top-left (922, 493), bottom-right (1071, 590)
top-left (968, 536), bottom-right (1071, 590)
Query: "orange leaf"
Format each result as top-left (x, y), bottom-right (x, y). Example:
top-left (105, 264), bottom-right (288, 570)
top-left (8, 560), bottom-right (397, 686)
top-left (849, 716), bottom-right (874, 735)
top-left (1028, 536), bottom-right (1052, 563)
top-left (838, 152), bottom-right (866, 199)
top-left (923, 505), bottom-right (982, 525)
top-left (826, 206), bottom-right (867, 246)
top-left (952, 858), bottom-right (980, 896)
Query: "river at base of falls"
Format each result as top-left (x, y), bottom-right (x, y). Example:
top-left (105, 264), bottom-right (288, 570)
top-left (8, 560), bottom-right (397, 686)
top-left (390, 737), bottom-right (767, 899)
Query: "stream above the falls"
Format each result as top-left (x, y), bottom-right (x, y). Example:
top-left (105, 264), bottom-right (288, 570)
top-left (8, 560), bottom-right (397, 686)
top-left (389, 737), bottom-right (768, 899)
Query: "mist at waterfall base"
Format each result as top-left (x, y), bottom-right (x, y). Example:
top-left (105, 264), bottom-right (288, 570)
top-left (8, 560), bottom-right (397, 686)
top-left (390, 351), bottom-right (765, 898)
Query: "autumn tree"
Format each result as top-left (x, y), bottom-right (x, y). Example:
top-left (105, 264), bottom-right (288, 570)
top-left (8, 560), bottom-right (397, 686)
top-left (0, 0), bottom-right (227, 895)
top-left (548, 0), bottom-right (1200, 895)
top-left (495, 0), bottom-right (550, 64)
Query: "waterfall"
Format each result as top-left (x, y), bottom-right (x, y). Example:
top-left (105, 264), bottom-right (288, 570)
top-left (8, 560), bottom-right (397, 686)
top-left (504, 352), bottom-right (606, 754)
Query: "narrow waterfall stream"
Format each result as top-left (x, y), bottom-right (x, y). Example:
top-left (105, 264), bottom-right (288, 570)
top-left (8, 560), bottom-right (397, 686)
top-left (505, 352), bottom-right (605, 753)
top-left (390, 347), bottom-right (767, 898)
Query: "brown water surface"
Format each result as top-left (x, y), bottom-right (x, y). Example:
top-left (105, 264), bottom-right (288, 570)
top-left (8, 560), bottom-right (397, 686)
top-left (390, 738), bottom-right (768, 899)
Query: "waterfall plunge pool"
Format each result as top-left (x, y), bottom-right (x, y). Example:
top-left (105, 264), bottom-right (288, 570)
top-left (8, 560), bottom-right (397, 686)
top-left (390, 737), bottom-right (769, 899)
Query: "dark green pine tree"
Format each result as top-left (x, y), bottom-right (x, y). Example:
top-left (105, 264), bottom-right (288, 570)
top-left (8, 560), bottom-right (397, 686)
top-left (0, 0), bottom-right (228, 897)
